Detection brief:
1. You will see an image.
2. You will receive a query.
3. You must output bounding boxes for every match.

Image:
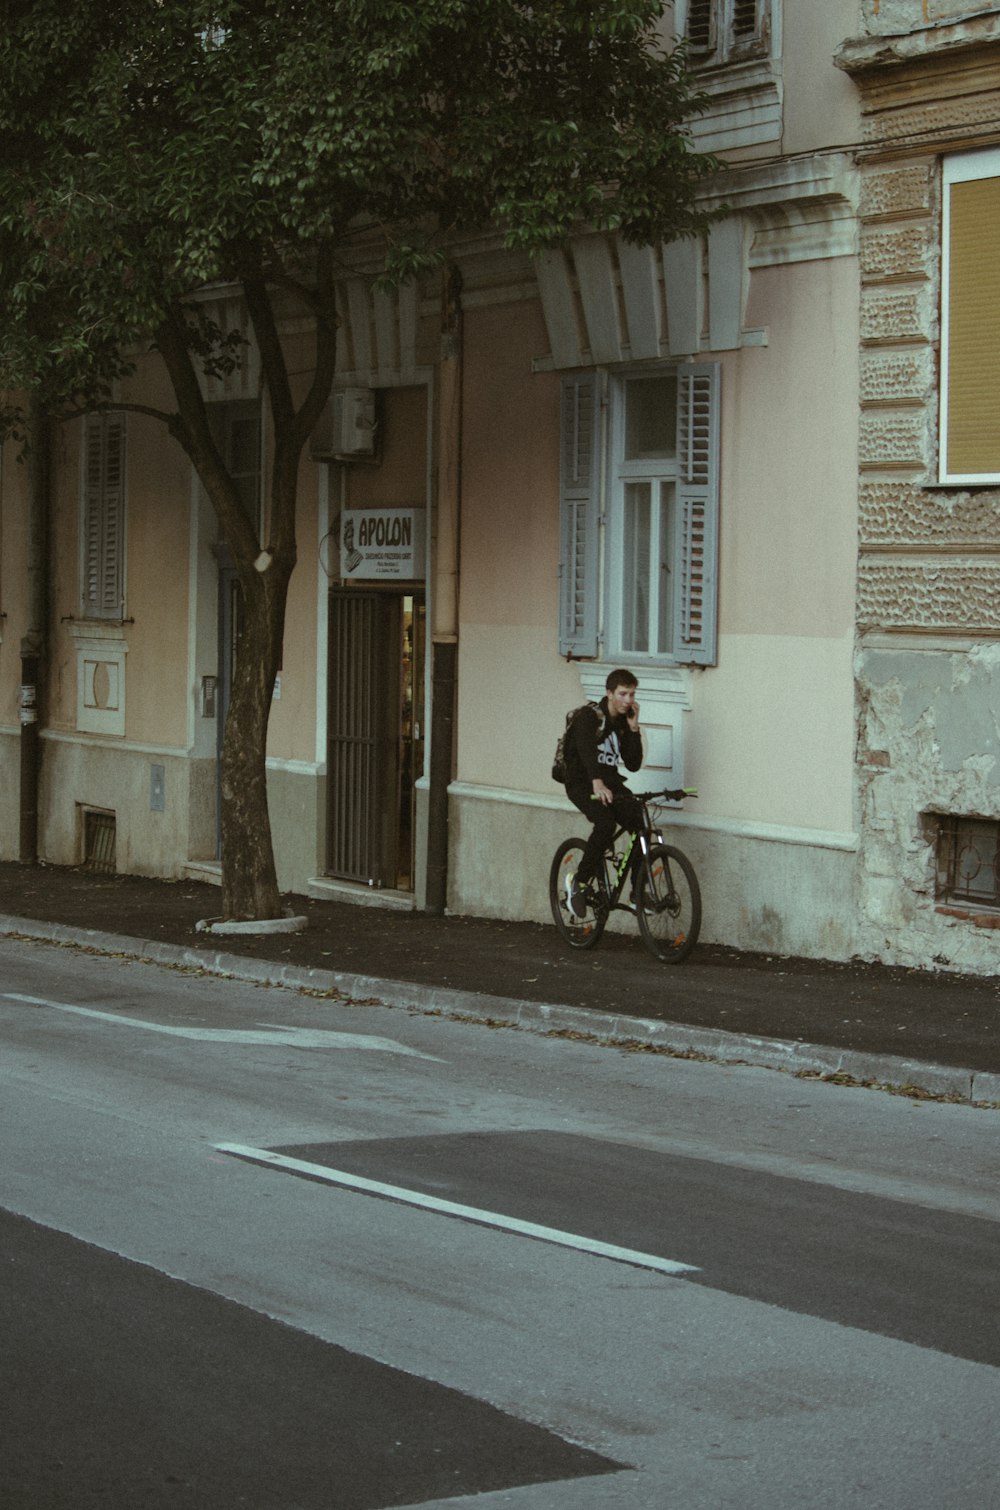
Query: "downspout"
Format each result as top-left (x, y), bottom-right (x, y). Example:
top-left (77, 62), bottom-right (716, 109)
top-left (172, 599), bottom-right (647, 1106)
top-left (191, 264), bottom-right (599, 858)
top-left (425, 265), bottom-right (462, 915)
top-left (19, 396), bottom-right (50, 862)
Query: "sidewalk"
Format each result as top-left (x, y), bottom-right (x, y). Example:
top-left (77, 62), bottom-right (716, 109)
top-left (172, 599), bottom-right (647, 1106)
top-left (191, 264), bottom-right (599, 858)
top-left (2, 861), bottom-right (999, 1103)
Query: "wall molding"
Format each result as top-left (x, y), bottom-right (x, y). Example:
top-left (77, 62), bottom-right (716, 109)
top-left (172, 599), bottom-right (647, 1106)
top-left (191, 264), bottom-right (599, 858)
top-left (447, 780), bottom-right (859, 853)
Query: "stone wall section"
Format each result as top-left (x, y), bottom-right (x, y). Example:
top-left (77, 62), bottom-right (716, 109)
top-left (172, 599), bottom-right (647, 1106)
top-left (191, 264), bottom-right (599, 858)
top-left (842, 19), bottom-right (1000, 971)
top-left (851, 37), bottom-right (1000, 629)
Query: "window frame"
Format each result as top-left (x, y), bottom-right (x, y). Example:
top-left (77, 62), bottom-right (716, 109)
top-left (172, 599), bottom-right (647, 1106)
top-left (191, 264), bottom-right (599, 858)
top-left (80, 412), bottom-right (127, 622)
top-left (939, 147), bottom-right (1000, 486)
top-left (558, 362), bottom-right (720, 668)
top-left (607, 371), bottom-right (680, 661)
top-left (680, 0), bottom-right (771, 69)
top-left (207, 396), bottom-right (263, 532)
top-left (934, 813), bottom-right (1000, 911)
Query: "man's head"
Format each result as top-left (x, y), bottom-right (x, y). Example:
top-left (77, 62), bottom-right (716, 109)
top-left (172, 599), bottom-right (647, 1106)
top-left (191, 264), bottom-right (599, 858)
top-left (605, 668), bottom-right (638, 719)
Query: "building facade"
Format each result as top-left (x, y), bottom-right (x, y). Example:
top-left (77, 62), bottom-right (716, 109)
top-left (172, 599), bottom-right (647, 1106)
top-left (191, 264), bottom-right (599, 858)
top-left (2, 0), bottom-right (1000, 973)
top-left (838, 2), bottom-right (1000, 970)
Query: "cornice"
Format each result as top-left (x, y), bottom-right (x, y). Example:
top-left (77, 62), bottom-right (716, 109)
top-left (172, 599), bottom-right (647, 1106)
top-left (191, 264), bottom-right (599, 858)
top-left (835, 13), bottom-right (1000, 78)
top-left (697, 151), bottom-right (860, 214)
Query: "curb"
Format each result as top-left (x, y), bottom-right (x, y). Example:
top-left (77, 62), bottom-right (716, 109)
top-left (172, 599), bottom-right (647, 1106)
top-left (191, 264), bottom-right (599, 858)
top-left (3, 914), bottom-right (999, 1106)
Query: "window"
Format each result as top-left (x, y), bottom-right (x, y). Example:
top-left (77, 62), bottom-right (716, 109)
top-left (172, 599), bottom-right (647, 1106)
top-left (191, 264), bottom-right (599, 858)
top-left (940, 149), bottom-right (1000, 484)
top-left (81, 413), bottom-right (126, 619)
top-left (559, 363), bottom-right (720, 666)
top-left (934, 815), bottom-right (1000, 910)
top-left (614, 373), bottom-right (678, 657)
top-left (208, 398), bottom-right (262, 528)
top-left (682, 0), bottom-right (770, 67)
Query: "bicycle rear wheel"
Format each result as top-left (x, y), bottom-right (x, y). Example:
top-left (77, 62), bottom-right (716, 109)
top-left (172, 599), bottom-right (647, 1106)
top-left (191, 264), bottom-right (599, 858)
top-left (636, 844), bottom-right (701, 963)
top-left (549, 838), bottom-right (607, 949)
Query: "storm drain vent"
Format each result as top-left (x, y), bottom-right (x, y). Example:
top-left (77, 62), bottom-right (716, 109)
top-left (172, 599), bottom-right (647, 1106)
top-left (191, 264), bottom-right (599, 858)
top-left (83, 809), bottom-right (117, 874)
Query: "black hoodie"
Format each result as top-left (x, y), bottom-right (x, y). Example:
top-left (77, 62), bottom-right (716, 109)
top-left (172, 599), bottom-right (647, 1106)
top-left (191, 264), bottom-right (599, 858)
top-left (564, 696), bottom-right (643, 800)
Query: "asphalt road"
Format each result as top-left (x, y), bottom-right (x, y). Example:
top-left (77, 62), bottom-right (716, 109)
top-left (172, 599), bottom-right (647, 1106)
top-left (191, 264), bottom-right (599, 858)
top-left (1, 937), bottom-right (999, 1509)
top-left (3, 1208), bottom-right (616, 1509)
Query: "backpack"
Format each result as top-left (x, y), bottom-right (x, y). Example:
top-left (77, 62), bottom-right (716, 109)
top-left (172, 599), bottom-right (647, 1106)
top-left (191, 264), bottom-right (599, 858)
top-left (551, 701), bottom-right (601, 783)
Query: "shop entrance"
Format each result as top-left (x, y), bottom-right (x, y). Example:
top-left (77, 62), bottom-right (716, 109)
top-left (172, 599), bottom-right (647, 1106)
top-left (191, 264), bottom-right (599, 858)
top-left (327, 589), bottom-right (425, 890)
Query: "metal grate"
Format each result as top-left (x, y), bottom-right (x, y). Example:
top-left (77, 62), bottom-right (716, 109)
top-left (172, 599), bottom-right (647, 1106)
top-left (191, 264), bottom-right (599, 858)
top-left (83, 809), bottom-right (117, 874)
top-left (935, 815), bottom-right (1000, 908)
top-left (327, 593), bottom-right (401, 886)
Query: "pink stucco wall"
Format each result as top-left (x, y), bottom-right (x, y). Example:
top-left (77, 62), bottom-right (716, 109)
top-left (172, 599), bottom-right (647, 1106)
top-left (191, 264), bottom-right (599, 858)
top-left (457, 299), bottom-right (587, 794)
top-left (456, 251), bottom-right (860, 837)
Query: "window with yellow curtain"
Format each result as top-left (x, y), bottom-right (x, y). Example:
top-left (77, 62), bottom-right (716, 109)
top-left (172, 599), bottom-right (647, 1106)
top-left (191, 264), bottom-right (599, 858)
top-left (941, 150), bottom-right (1000, 484)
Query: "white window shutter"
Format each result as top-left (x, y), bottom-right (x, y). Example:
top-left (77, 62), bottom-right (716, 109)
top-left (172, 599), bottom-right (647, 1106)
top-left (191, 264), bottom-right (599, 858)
top-left (673, 364), bottom-right (720, 666)
top-left (558, 374), bottom-right (601, 658)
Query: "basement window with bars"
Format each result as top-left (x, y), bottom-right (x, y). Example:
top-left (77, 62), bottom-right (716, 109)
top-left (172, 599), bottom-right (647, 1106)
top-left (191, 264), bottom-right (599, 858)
top-left (933, 815), bottom-right (1000, 910)
top-left (682, 0), bottom-right (770, 67)
top-left (82, 807), bottom-right (117, 875)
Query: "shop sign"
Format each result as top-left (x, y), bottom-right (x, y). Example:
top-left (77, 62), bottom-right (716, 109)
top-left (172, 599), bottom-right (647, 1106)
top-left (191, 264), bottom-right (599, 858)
top-left (341, 508), bottom-right (426, 581)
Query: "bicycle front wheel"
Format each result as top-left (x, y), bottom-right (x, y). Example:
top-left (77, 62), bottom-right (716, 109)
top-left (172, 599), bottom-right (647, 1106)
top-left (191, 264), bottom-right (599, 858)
top-left (636, 844), bottom-right (701, 963)
top-left (549, 838), bottom-right (607, 950)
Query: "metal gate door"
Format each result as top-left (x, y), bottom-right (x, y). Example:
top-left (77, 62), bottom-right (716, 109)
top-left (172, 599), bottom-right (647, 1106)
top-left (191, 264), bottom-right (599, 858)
top-left (327, 592), bottom-right (401, 886)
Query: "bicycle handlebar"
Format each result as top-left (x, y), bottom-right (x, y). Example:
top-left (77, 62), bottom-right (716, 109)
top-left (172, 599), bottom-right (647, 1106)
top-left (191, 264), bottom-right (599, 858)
top-left (634, 787), bottom-right (698, 802)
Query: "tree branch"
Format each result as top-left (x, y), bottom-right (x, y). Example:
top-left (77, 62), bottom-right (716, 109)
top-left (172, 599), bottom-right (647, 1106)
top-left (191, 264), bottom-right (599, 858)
top-left (59, 400), bottom-right (179, 427)
top-left (289, 240), bottom-right (339, 456)
top-left (240, 256), bottom-right (295, 435)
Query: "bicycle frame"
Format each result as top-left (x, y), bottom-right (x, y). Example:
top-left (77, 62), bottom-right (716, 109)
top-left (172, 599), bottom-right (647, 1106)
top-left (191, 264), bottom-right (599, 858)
top-left (595, 802), bottom-right (663, 917)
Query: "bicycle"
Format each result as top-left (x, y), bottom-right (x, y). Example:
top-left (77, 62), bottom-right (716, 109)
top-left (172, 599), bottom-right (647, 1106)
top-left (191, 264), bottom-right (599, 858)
top-left (549, 789), bottom-right (701, 964)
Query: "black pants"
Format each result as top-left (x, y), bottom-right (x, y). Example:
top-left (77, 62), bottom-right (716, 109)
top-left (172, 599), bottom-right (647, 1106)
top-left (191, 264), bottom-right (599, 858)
top-left (568, 787), bottom-right (643, 885)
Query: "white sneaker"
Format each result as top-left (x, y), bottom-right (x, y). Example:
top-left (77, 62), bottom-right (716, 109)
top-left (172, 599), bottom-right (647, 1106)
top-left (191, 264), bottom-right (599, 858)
top-left (565, 871), bottom-right (588, 919)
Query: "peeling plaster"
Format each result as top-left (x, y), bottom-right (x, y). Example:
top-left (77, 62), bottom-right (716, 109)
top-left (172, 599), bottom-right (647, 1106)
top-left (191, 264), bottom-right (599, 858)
top-left (856, 643), bottom-right (1000, 972)
top-left (861, 648), bottom-right (1000, 774)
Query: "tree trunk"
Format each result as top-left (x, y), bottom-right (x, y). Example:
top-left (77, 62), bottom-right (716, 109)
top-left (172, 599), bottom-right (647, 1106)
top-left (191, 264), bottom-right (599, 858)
top-left (218, 553), bottom-right (291, 920)
top-left (154, 264), bottom-right (337, 923)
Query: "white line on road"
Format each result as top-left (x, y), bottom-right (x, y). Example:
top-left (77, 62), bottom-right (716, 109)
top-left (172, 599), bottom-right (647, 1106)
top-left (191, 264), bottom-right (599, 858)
top-left (215, 1142), bottom-right (701, 1277)
top-left (0, 993), bottom-right (440, 1059)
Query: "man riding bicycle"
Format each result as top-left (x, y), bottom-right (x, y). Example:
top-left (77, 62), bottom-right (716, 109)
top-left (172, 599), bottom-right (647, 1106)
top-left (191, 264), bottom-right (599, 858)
top-left (561, 668), bottom-right (644, 917)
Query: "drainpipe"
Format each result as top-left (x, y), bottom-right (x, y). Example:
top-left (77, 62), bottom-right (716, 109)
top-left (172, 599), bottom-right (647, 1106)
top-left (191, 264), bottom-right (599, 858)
top-left (19, 397), bottom-right (49, 862)
top-left (425, 265), bottom-right (462, 915)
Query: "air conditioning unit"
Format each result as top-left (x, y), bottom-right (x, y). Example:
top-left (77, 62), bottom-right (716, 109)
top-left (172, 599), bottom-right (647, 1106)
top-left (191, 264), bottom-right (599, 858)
top-left (310, 387), bottom-right (377, 460)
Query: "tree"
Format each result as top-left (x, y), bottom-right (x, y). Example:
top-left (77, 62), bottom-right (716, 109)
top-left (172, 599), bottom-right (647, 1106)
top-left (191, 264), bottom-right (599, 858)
top-left (0, 0), bottom-right (717, 920)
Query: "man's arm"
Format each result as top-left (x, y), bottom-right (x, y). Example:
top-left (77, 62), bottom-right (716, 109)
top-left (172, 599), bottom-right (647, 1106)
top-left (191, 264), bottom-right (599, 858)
top-left (580, 705), bottom-right (619, 807)
top-left (621, 728), bottom-right (644, 773)
top-left (621, 701), bottom-right (644, 773)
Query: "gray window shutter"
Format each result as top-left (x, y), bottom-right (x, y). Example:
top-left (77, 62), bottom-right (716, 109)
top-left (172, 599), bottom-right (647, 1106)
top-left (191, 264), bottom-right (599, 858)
top-left (686, 0), bottom-right (714, 53)
top-left (733, 0), bottom-right (759, 36)
top-left (82, 418), bottom-right (103, 614)
top-left (673, 363), bottom-right (720, 666)
top-left (558, 373), bottom-right (601, 658)
top-left (82, 414), bottom-right (125, 618)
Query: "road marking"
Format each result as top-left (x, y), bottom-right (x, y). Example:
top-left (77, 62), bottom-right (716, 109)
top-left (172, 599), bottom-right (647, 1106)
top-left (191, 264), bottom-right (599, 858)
top-left (216, 1142), bottom-right (700, 1277)
top-left (0, 993), bottom-right (440, 1059)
